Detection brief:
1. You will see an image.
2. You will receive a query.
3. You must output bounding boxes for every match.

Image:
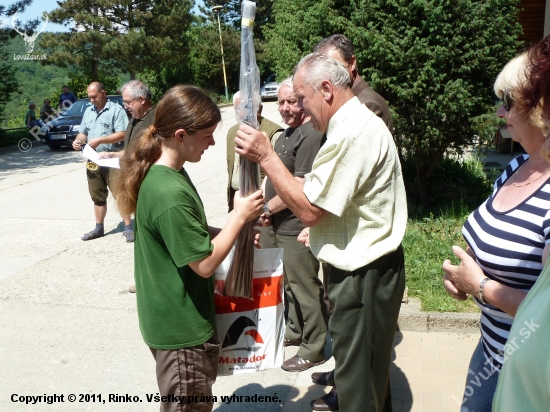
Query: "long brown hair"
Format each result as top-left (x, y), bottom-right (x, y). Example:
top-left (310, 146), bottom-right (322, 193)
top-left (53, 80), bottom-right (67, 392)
top-left (113, 85), bottom-right (221, 216)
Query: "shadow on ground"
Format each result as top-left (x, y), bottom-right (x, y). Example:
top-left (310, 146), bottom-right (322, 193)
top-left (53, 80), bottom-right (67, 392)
top-left (391, 328), bottom-right (413, 411)
top-left (0, 145), bottom-right (81, 174)
top-left (214, 383), bottom-right (291, 412)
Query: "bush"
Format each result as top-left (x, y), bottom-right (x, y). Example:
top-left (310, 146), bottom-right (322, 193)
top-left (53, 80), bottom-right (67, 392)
top-left (402, 154), bottom-right (499, 312)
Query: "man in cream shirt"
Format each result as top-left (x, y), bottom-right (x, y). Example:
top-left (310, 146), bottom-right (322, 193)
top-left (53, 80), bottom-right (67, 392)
top-left (235, 53), bottom-right (407, 412)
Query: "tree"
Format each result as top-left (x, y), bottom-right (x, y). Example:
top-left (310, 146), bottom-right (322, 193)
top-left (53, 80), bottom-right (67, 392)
top-left (137, 20), bottom-right (241, 102)
top-left (267, 0), bottom-right (522, 207)
top-left (186, 23), bottom-right (241, 93)
top-left (345, 0), bottom-right (522, 206)
top-left (40, 0), bottom-right (193, 81)
top-left (0, 0), bottom-right (34, 126)
top-left (199, 0), bottom-right (274, 40)
top-left (263, 0), bottom-right (338, 79)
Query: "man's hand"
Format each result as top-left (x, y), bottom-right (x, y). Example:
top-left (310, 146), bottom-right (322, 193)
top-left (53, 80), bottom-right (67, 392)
top-left (88, 138), bottom-right (102, 150)
top-left (97, 152), bottom-right (123, 159)
top-left (256, 214), bottom-right (272, 227)
top-left (297, 227), bottom-right (310, 248)
top-left (235, 124), bottom-right (276, 165)
top-left (72, 139), bottom-right (85, 151)
top-left (254, 230), bottom-right (262, 249)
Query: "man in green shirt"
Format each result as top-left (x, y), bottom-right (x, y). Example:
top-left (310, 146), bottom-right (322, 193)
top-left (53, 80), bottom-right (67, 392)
top-left (226, 91), bottom-right (284, 250)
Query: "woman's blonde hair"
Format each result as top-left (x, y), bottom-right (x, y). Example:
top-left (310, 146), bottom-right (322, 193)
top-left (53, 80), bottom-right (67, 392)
top-left (493, 53), bottom-right (546, 133)
top-left (113, 85), bottom-right (221, 216)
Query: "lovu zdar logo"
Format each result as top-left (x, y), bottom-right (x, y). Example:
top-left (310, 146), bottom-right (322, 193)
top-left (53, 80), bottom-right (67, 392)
top-left (222, 316), bottom-right (264, 352)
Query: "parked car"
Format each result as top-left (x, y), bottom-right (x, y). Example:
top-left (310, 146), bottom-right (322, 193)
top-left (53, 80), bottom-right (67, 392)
top-left (41, 95), bottom-right (129, 150)
top-left (260, 74), bottom-right (280, 101)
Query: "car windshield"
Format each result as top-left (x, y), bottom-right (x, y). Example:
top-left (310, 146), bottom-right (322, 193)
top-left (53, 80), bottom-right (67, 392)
top-left (61, 100), bottom-right (91, 116)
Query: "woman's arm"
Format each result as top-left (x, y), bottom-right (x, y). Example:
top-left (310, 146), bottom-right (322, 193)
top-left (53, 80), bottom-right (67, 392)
top-left (189, 190), bottom-right (263, 278)
top-left (442, 245), bottom-right (536, 317)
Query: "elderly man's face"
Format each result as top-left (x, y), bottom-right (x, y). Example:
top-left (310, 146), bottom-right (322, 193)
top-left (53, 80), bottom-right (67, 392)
top-left (122, 90), bottom-right (146, 119)
top-left (293, 68), bottom-right (326, 132)
top-left (278, 84), bottom-right (304, 128)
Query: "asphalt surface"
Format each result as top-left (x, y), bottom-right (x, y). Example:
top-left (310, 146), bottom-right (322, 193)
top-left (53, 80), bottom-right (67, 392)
top-left (0, 101), bottom-right (304, 412)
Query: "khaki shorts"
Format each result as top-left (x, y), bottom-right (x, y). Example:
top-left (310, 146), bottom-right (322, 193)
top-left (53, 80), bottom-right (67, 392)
top-left (86, 162), bottom-right (117, 206)
top-left (149, 335), bottom-right (219, 412)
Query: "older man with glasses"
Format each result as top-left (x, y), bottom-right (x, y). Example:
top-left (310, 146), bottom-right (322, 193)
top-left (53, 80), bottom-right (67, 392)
top-left (259, 78), bottom-right (328, 372)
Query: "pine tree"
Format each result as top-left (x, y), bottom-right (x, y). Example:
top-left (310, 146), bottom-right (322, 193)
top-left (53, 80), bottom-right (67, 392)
top-left (40, 0), bottom-right (193, 82)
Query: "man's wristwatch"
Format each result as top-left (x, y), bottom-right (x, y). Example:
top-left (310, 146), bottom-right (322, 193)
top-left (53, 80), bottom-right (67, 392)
top-left (263, 201), bottom-right (272, 217)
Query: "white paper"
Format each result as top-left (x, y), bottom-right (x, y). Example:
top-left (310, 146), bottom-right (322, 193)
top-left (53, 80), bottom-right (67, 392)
top-left (82, 145), bottom-right (120, 169)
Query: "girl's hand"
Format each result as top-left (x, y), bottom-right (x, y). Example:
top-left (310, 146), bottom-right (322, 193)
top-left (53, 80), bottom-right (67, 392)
top-left (297, 227), bottom-right (310, 247)
top-left (233, 190), bottom-right (264, 223)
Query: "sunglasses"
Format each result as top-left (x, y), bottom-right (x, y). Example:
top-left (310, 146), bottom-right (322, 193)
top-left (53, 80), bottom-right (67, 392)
top-left (502, 92), bottom-right (513, 112)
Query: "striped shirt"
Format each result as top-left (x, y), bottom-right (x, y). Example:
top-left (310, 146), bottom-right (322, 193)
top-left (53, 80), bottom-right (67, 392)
top-left (463, 154), bottom-right (550, 368)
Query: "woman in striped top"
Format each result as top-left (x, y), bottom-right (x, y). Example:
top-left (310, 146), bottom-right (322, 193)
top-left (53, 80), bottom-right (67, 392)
top-left (442, 52), bottom-right (550, 412)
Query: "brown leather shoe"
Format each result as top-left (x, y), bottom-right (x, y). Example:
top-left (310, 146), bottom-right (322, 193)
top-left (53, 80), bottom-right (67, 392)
top-left (311, 369), bottom-right (335, 386)
top-left (284, 339), bottom-right (300, 347)
top-left (311, 387), bottom-right (339, 411)
top-left (281, 355), bottom-right (325, 372)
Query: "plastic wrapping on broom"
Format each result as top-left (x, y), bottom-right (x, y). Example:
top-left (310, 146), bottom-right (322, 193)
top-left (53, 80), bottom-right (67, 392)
top-left (220, 0), bottom-right (260, 299)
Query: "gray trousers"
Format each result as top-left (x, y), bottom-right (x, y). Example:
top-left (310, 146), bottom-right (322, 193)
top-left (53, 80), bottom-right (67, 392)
top-left (275, 233), bottom-right (327, 362)
top-left (327, 246), bottom-right (405, 412)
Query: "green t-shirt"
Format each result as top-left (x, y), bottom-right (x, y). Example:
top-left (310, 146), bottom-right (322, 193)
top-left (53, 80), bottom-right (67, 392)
top-left (134, 165), bottom-right (215, 350)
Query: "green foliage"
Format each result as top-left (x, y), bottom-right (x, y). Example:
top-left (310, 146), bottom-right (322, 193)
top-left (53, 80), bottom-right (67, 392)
top-left (402, 154), bottom-right (497, 312)
top-left (267, 0), bottom-right (522, 207)
top-left (263, 0), bottom-right (336, 79)
top-left (40, 0), bottom-right (194, 81)
top-left (0, 32), bottom-right (18, 126)
top-left (67, 68), bottom-right (122, 98)
top-left (345, 0), bottom-right (522, 206)
top-left (404, 154), bottom-right (496, 218)
top-left (200, 0), bottom-right (274, 39)
top-left (0, 128), bottom-right (33, 149)
top-left (187, 23), bottom-right (241, 93)
top-left (403, 208), bottom-right (479, 312)
top-left (0, 0), bottom-right (36, 126)
top-left (1, 37), bottom-right (70, 128)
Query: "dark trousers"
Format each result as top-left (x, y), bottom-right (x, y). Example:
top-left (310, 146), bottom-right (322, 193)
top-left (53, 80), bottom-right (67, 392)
top-left (257, 225), bottom-right (276, 249)
top-left (149, 335), bottom-right (219, 412)
top-left (276, 233), bottom-right (327, 362)
top-left (327, 246), bottom-right (405, 412)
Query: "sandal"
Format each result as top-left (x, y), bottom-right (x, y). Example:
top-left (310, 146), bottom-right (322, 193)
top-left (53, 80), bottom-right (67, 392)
top-left (123, 230), bottom-right (134, 243)
top-left (81, 230), bottom-right (104, 241)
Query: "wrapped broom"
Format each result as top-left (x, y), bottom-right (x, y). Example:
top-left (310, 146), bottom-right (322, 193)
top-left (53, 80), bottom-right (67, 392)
top-left (222, 0), bottom-right (261, 298)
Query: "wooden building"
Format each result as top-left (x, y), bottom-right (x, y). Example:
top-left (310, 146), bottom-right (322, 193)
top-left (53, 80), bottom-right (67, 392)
top-left (518, 0), bottom-right (549, 45)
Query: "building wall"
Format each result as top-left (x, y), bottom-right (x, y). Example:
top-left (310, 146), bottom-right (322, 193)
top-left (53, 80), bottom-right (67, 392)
top-left (518, 0), bottom-right (547, 44)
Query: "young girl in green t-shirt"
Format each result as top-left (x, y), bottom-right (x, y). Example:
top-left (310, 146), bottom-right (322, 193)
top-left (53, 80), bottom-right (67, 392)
top-left (114, 85), bottom-right (263, 412)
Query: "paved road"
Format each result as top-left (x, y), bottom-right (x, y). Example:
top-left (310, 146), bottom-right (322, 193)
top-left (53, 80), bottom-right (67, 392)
top-left (0, 101), bottom-right (300, 412)
top-left (0, 100), bottom-right (482, 412)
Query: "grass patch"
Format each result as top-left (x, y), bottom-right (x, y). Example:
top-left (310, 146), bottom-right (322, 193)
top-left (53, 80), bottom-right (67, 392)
top-left (402, 154), bottom-right (498, 312)
top-left (403, 207), bottom-right (480, 312)
top-left (0, 128), bottom-right (34, 149)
